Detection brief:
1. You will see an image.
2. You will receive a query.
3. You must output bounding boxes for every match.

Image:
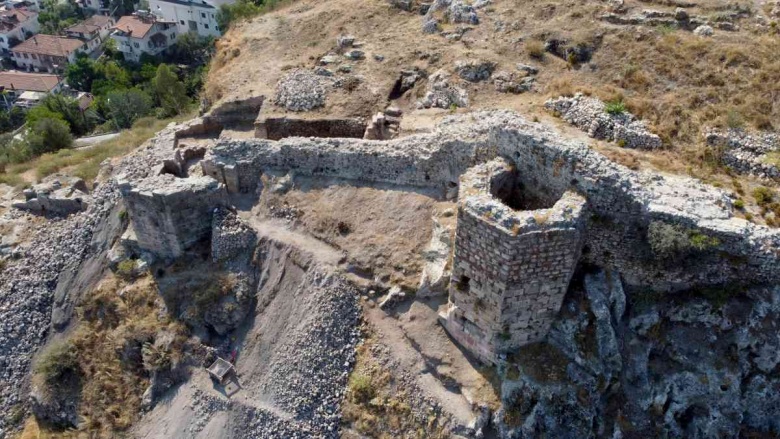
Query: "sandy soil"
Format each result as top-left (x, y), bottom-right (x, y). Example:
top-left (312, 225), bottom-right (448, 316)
top-left (259, 178), bottom-right (456, 290)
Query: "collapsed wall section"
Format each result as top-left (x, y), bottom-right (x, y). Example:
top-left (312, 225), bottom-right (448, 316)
top-left (119, 174), bottom-right (228, 260)
top-left (442, 159), bottom-right (587, 363)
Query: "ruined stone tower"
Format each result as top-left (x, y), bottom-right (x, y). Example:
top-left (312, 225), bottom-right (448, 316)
top-left (441, 158), bottom-right (587, 364)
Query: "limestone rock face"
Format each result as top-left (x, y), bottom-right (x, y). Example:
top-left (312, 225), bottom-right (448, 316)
top-left (497, 273), bottom-right (780, 438)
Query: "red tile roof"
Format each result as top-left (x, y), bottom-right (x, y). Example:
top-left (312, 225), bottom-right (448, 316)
top-left (11, 34), bottom-right (85, 56)
top-left (0, 8), bottom-right (37, 33)
top-left (65, 14), bottom-right (114, 35)
top-left (112, 15), bottom-right (156, 39)
top-left (0, 71), bottom-right (61, 92)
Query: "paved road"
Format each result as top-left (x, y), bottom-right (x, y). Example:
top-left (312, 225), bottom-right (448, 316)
top-left (74, 132), bottom-right (120, 148)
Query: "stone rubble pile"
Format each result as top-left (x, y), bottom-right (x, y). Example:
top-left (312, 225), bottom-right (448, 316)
top-left (211, 209), bottom-right (257, 263)
top-left (274, 69), bottom-right (327, 112)
top-left (545, 93), bottom-right (663, 149)
top-left (600, 7), bottom-right (740, 32)
top-left (454, 59), bottom-right (496, 82)
top-left (416, 69), bottom-right (469, 109)
top-left (705, 128), bottom-right (780, 180)
top-left (187, 267), bottom-right (362, 438)
top-left (0, 181), bottom-right (120, 436)
top-left (0, 120), bottom-right (184, 436)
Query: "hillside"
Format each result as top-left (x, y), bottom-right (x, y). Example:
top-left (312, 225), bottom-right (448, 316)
top-left (0, 0), bottom-right (778, 438)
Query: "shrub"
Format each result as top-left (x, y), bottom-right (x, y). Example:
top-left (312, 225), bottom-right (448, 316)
top-left (141, 341), bottom-right (171, 373)
top-left (116, 259), bottom-right (137, 280)
top-left (604, 99), bottom-right (627, 116)
top-left (348, 373), bottom-right (375, 403)
top-left (647, 221), bottom-right (719, 259)
top-left (34, 340), bottom-right (79, 386)
top-left (726, 109), bottom-right (744, 129)
top-left (525, 40), bottom-right (545, 60)
top-left (25, 118), bottom-right (73, 156)
top-left (733, 199), bottom-right (745, 210)
top-left (752, 186), bottom-right (774, 206)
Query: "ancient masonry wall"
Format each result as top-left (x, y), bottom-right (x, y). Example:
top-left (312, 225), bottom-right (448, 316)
top-left (442, 159), bottom-right (587, 363)
top-left (201, 135), bottom-right (481, 196)
top-left (119, 174), bottom-right (228, 260)
top-left (255, 116), bottom-right (367, 140)
top-left (135, 111), bottom-right (780, 292)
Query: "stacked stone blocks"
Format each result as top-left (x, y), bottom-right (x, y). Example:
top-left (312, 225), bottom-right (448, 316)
top-left (442, 159), bottom-right (586, 363)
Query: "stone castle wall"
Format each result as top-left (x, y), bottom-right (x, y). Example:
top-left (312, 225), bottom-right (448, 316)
top-left (119, 110), bottom-right (780, 363)
top-left (198, 112), bottom-right (780, 293)
top-left (119, 174), bottom-right (228, 260)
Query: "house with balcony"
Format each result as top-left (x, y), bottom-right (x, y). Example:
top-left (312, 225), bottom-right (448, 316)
top-left (10, 34), bottom-right (86, 72)
top-left (110, 12), bottom-right (177, 62)
top-left (0, 7), bottom-right (38, 55)
top-left (64, 14), bottom-right (114, 54)
top-left (148, 0), bottom-right (223, 38)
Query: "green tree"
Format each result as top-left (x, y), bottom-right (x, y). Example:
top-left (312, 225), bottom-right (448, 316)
top-left (38, 0), bottom-right (83, 34)
top-left (109, 0), bottom-right (135, 17)
top-left (26, 105), bottom-right (67, 126)
top-left (152, 64), bottom-right (189, 117)
top-left (25, 118), bottom-right (73, 156)
top-left (66, 53), bottom-right (104, 91)
top-left (169, 33), bottom-right (214, 65)
top-left (106, 88), bottom-right (152, 129)
top-left (0, 107), bottom-right (26, 133)
top-left (34, 94), bottom-right (93, 136)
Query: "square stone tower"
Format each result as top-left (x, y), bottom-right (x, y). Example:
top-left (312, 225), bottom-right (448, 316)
top-left (441, 158), bottom-right (587, 364)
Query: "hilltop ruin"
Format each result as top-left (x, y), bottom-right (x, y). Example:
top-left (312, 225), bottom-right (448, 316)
top-left (117, 106), bottom-right (780, 364)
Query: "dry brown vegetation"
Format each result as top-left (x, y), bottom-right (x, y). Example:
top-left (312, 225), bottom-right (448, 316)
top-left (552, 31), bottom-right (780, 145)
top-left (24, 275), bottom-right (190, 438)
top-left (205, 0), bottom-right (779, 200)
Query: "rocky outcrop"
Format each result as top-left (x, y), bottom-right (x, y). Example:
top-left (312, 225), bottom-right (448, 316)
top-left (545, 93), bottom-right (663, 149)
top-left (455, 60), bottom-right (496, 82)
top-left (496, 272), bottom-right (780, 438)
top-left (12, 177), bottom-right (90, 216)
top-left (417, 69), bottom-right (469, 109)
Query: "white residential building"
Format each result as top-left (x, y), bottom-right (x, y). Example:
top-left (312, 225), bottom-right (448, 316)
top-left (10, 34), bottom-right (86, 72)
top-left (149, 0), bottom-right (225, 37)
top-left (64, 14), bottom-right (114, 54)
top-left (110, 12), bottom-right (178, 62)
top-left (0, 7), bottom-right (38, 55)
